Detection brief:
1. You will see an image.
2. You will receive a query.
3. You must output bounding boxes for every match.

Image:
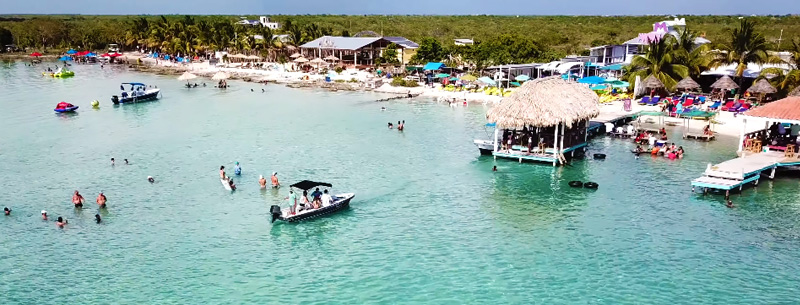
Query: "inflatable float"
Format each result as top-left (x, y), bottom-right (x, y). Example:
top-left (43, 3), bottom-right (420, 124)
top-left (43, 70), bottom-right (75, 78)
top-left (54, 102), bottom-right (78, 113)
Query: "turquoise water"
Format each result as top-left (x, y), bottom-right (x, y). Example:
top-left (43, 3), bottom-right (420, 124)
top-left (1, 61), bottom-right (799, 304)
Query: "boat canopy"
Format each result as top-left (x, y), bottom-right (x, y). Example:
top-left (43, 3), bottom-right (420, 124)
top-left (290, 180), bottom-right (333, 190)
top-left (121, 82), bottom-right (146, 86)
top-left (485, 122), bottom-right (496, 127)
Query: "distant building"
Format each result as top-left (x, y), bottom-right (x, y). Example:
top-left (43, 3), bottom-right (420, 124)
top-left (589, 18), bottom-right (710, 65)
top-left (236, 16), bottom-right (280, 29)
top-left (454, 39), bottom-right (474, 46)
top-left (300, 36), bottom-right (418, 65)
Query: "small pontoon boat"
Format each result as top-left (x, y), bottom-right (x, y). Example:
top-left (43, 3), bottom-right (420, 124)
top-left (270, 180), bottom-right (354, 223)
top-left (473, 122), bottom-right (496, 155)
top-left (112, 82), bottom-right (161, 104)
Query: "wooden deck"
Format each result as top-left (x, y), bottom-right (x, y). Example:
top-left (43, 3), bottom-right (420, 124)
top-left (691, 151), bottom-right (800, 197)
top-left (493, 143), bottom-right (587, 165)
top-left (684, 133), bottom-right (715, 141)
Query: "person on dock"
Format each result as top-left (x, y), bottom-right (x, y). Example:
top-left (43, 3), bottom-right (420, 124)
top-left (72, 191), bottom-right (85, 208)
top-left (96, 192), bottom-right (107, 209)
top-left (56, 217), bottom-right (67, 228)
top-left (4, 207), bottom-right (10, 216)
top-left (271, 172), bottom-right (280, 188)
top-left (41, 210), bottom-right (48, 220)
top-left (234, 162), bottom-right (242, 176)
top-left (259, 175), bottom-right (267, 189)
top-left (703, 125), bottom-right (713, 136)
top-left (219, 166), bottom-right (227, 180)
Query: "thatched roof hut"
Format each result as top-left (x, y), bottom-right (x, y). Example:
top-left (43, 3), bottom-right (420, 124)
top-left (746, 79), bottom-right (777, 94)
top-left (710, 75), bottom-right (739, 90)
top-left (486, 76), bottom-right (599, 129)
top-left (790, 86), bottom-right (800, 97)
top-left (641, 75), bottom-right (665, 89)
top-left (675, 76), bottom-right (700, 90)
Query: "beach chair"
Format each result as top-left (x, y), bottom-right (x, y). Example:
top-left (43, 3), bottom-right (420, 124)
top-left (736, 103), bottom-right (751, 113)
top-left (720, 101), bottom-right (735, 111)
top-left (639, 96), bottom-right (650, 105)
top-left (683, 98), bottom-right (694, 107)
top-left (726, 102), bottom-right (742, 112)
top-left (696, 96), bottom-right (706, 104)
top-left (708, 101), bottom-right (721, 111)
top-left (649, 96), bottom-right (661, 105)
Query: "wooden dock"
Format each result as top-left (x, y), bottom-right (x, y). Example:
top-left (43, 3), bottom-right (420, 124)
top-left (588, 111), bottom-right (639, 135)
top-left (691, 151), bottom-right (800, 198)
top-left (684, 133), bottom-right (715, 141)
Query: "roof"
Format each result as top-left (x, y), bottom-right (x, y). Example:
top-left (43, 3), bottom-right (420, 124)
top-left (383, 36), bottom-right (419, 49)
top-left (744, 97), bottom-right (800, 122)
top-left (423, 62), bottom-right (445, 70)
top-left (746, 79), bottom-right (777, 94)
top-left (641, 75), bottom-right (665, 89)
top-left (486, 76), bottom-right (600, 128)
top-left (675, 76), bottom-right (701, 90)
top-left (790, 86), bottom-right (800, 97)
top-left (300, 36), bottom-right (382, 50)
top-left (710, 75), bottom-right (739, 90)
top-left (290, 180), bottom-right (333, 191)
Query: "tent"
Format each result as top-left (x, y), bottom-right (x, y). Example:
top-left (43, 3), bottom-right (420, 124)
top-left (423, 62), bottom-right (445, 71)
top-left (577, 76), bottom-right (606, 85)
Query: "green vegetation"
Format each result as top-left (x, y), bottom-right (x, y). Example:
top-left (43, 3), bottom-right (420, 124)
top-left (391, 76), bottom-right (419, 87)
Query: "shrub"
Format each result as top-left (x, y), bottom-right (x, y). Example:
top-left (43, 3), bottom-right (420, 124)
top-left (334, 66), bottom-right (343, 74)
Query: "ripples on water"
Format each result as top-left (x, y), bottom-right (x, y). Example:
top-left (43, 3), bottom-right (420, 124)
top-left (0, 62), bottom-right (799, 304)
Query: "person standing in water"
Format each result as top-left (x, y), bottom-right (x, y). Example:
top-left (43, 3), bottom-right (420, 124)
top-left (259, 175), bottom-right (267, 189)
top-left (271, 172), bottom-right (280, 188)
top-left (56, 217), bottom-right (67, 228)
top-left (111, 158), bottom-right (115, 166)
top-left (234, 162), bottom-right (242, 176)
top-left (95, 214), bottom-right (102, 223)
top-left (398, 120), bottom-right (404, 131)
top-left (3, 207), bottom-right (10, 216)
top-left (41, 210), bottom-right (48, 220)
top-left (96, 192), bottom-right (107, 209)
top-left (72, 191), bottom-right (85, 208)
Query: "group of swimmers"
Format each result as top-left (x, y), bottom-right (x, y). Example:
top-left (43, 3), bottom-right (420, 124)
top-left (634, 142), bottom-right (685, 159)
top-left (220, 162), bottom-right (281, 191)
top-left (387, 120), bottom-right (405, 131)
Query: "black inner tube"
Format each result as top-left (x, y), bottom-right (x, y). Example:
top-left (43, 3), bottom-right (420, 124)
top-left (593, 153), bottom-right (606, 159)
top-left (584, 182), bottom-right (599, 189)
top-left (568, 181), bottom-right (583, 188)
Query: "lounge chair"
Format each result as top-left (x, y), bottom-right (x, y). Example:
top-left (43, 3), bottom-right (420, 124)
top-left (720, 101), bottom-right (735, 111)
top-left (649, 96), bottom-right (661, 105)
top-left (736, 103), bottom-right (751, 112)
top-left (697, 96), bottom-right (706, 104)
top-left (639, 96), bottom-right (650, 105)
top-left (726, 102), bottom-right (742, 112)
top-left (682, 99), bottom-right (694, 107)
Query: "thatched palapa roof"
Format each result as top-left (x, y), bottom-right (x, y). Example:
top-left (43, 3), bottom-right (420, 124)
top-left (790, 86), bottom-right (800, 97)
top-left (486, 76), bottom-right (599, 129)
top-left (675, 76), bottom-right (700, 90)
top-left (710, 75), bottom-right (739, 90)
top-left (746, 79), bottom-right (777, 94)
top-left (641, 75), bottom-right (665, 89)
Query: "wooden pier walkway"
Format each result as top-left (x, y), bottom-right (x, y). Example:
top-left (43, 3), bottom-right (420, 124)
top-left (691, 151), bottom-right (800, 198)
top-left (588, 111), bottom-right (639, 135)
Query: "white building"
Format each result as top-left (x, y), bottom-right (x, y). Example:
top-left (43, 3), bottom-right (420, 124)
top-left (236, 16), bottom-right (280, 30)
top-left (454, 39), bottom-right (474, 46)
top-left (589, 18), bottom-right (710, 65)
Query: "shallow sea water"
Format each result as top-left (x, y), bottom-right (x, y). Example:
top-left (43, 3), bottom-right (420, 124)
top-left (1, 61), bottom-right (799, 304)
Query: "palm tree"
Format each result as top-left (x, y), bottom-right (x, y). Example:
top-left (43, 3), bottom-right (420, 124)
top-left (759, 39), bottom-right (800, 96)
top-left (625, 37), bottom-right (688, 90)
top-left (673, 27), bottom-right (711, 78)
top-left (710, 19), bottom-right (775, 83)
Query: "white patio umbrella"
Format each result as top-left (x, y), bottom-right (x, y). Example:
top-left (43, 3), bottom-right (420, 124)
top-left (211, 71), bottom-right (229, 80)
top-left (178, 72), bottom-right (198, 85)
top-left (290, 53), bottom-right (302, 58)
top-left (310, 58), bottom-right (326, 64)
top-left (324, 55), bottom-right (339, 61)
top-left (293, 57), bottom-right (309, 63)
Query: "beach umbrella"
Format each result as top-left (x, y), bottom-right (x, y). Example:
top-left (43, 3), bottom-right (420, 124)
top-left (77, 51), bottom-right (89, 56)
top-left (577, 76), bottom-right (606, 85)
top-left (460, 74), bottom-right (478, 82)
top-left (293, 57), bottom-right (308, 63)
top-left (675, 76), bottom-right (701, 91)
top-left (435, 73), bottom-right (450, 78)
top-left (449, 77), bottom-right (459, 81)
top-left (58, 56), bottom-right (72, 61)
top-left (511, 82), bottom-right (521, 87)
top-left (746, 78), bottom-right (777, 94)
top-left (478, 76), bottom-right (496, 86)
top-left (246, 55), bottom-right (261, 61)
top-left (85, 52), bottom-right (97, 57)
top-left (30, 52), bottom-right (42, 57)
top-left (324, 55), bottom-right (339, 61)
top-left (100, 53), bottom-right (111, 57)
top-left (66, 49), bottom-right (77, 55)
top-left (310, 58), bottom-right (326, 64)
top-left (211, 71), bottom-right (229, 80)
top-left (514, 74), bottom-right (530, 82)
top-left (109, 52), bottom-right (123, 58)
top-left (177, 72), bottom-right (198, 85)
top-left (290, 53), bottom-right (302, 58)
top-left (641, 75), bottom-right (665, 89)
top-left (710, 75), bottom-right (739, 90)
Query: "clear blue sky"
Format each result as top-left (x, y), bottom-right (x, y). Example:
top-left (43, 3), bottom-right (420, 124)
top-left (4, 0), bottom-right (798, 15)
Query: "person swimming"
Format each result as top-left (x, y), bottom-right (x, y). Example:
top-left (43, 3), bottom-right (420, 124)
top-left (388, 122), bottom-right (393, 129)
top-left (228, 178), bottom-right (236, 190)
top-left (398, 120), bottom-right (404, 131)
top-left (111, 158), bottom-right (115, 166)
top-left (492, 166), bottom-right (497, 172)
top-left (381, 106), bottom-right (386, 111)
top-left (726, 200), bottom-right (734, 208)
top-left (259, 175), bottom-right (267, 189)
top-left (56, 217), bottom-right (67, 228)
top-left (41, 210), bottom-right (48, 220)
top-left (3, 207), bottom-right (10, 216)
top-left (234, 162), bottom-right (242, 175)
top-left (72, 191), bottom-right (85, 208)
top-left (95, 214), bottom-right (102, 223)
top-left (124, 159), bottom-right (129, 165)
top-left (220, 166), bottom-right (227, 180)
top-left (97, 192), bottom-right (107, 209)
top-left (148, 176), bottom-right (155, 183)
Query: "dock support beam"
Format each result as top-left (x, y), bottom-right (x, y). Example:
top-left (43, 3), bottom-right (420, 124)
top-left (725, 190), bottom-right (730, 200)
top-left (770, 167), bottom-right (776, 179)
top-left (738, 118), bottom-right (747, 152)
top-left (553, 123), bottom-right (559, 166)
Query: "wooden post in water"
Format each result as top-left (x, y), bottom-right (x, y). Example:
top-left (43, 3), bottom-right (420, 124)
top-left (553, 123), bottom-right (559, 166)
top-left (559, 122), bottom-right (566, 164)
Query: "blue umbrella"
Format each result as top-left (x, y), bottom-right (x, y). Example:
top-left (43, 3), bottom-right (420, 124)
top-left (514, 74), bottom-right (530, 82)
top-left (66, 49), bottom-right (77, 55)
top-left (85, 52), bottom-right (97, 57)
top-left (478, 76), bottom-right (496, 86)
top-left (578, 76), bottom-right (607, 85)
top-left (58, 56), bottom-right (72, 61)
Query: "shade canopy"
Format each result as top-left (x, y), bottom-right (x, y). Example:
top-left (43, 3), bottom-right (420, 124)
top-left (460, 74), bottom-right (477, 82)
top-left (423, 62), bottom-right (445, 71)
top-left (744, 96), bottom-right (800, 122)
top-left (211, 72), bottom-right (229, 80)
top-left (30, 52), bottom-right (42, 57)
top-left (599, 64), bottom-right (624, 71)
top-left (675, 76), bottom-right (701, 90)
top-left (478, 76), bottom-right (496, 86)
top-left (324, 55), bottom-right (339, 61)
top-left (641, 75), bottom-right (665, 89)
top-left (66, 49), bottom-right (77, 55)
top-left (710, 75), bottom-right (739, 90)
top-left (293, 57), bottom-right (309, 63)
top-left (486, 76), bottom-right (600, 128)
top-left (514, 74), bottom-right (530, 82)
top-left (177, 72), bottom-right (198, 81)
top-left (289, 180), bottom-right (333, 191)
top-left (746, 79), bottom-right (777, 94)
top-left (310, 58), bottom-right (326, 64)
top-left (58, 56), bottom-right (72, 61)
top-left (289, 53), bottom-right (302, 58)
top-left (577, 76), bottom-right (606, 85)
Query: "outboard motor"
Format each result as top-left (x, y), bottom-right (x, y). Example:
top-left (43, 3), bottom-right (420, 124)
top-left (270, 205), bottom-right (282, 223)
top-left (111, 95), bottom-right (119, 104)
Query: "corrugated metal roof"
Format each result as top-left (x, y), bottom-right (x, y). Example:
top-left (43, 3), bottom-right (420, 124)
top-left (384, 37), bottom-right (419, 49)
top-left (745, 97), bottom-right (800, 122)
top-left (300, 36), bottom-right (382, 50)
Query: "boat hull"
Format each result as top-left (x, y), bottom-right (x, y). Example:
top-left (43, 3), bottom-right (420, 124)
top-left (474, 139), bottom-right (495, 155)
top-left (221, 178), bottom-right (234, 191)
top-left (54, 106), bottom-right (79, 113)
top-left (112, 90), bottom-right (160, 104)
top-left (271, 193), bottom-right (354, 223)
